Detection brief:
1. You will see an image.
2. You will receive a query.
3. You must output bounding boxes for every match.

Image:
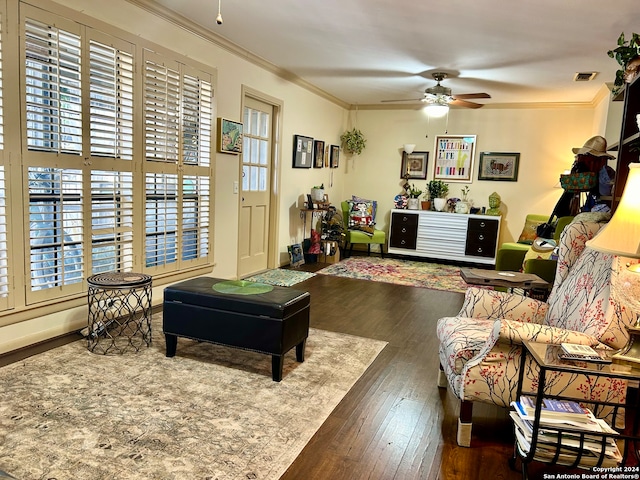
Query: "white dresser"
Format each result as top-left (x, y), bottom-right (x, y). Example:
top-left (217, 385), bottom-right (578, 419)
top-left (388, 209), bottom-right (501, 265)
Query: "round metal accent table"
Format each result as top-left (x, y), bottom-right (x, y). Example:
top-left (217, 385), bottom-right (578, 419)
top-left (86, 272), bottom-right (153, 354)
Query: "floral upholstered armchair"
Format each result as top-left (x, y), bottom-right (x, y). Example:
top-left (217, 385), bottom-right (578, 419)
top-left (436, 220), bottom-right (635, 447)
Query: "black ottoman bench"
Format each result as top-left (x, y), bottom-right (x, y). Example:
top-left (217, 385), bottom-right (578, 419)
top-left (162, 277), bottom-right (310, 381)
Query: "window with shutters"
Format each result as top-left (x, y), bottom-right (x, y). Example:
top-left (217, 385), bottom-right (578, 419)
top-left (12, 6), bottom-right (214, 309)
top-left (143, 51), bottom-right (211, 272)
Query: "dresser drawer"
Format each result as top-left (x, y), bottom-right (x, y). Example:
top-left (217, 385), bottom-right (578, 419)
top-left (391, 212), bottom-right (418, 227)
top-left (467, 218), bottom-right (499, 233)
top-left (390, 224), bottom-right (417, 249)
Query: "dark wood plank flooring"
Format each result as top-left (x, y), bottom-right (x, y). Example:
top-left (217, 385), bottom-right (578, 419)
top-left (281, 258), bottom-right (589, 480)
top-left (0, 259), bottom-right (598, 479)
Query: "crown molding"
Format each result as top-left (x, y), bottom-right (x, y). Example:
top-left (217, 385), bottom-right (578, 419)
top-left (124, 0), bottom-right (349, 110)
top-left (353, 101), bottom-right (598, 111)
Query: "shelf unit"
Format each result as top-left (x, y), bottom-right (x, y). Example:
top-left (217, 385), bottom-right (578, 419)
top-left (609, 75), bottom-right (640, 211)
top-left (511, 341), bottom-right (640, 478)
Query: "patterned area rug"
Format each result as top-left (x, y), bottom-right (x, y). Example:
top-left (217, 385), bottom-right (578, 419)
top-left (317, 257), bottom-right (471, 293)
top-left (244, 269), bottom-right (316, 287)
top-left (0, 314), bottom-right (386, 480)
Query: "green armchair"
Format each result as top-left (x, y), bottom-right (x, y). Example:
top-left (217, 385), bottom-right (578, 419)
top-left (495, 215), bottom-right (573, 283)
top-left (341, 200), bottom-right (386, 257)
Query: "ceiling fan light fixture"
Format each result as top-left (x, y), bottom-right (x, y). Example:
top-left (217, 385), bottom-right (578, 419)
top-left (424, 103), bottom-right (449, 118)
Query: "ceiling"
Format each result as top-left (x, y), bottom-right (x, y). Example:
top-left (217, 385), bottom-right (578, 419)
top-left (145, 0), bottom-right (639, 107)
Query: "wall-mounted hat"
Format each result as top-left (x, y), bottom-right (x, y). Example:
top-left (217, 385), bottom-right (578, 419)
top-left (572, 135), bottom-right (614, 159)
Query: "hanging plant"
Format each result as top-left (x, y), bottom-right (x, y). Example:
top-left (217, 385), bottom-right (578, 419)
top-left (607, 32), bottom-right (640, 95)
top-left (340, 128), bottom-right (366, 155)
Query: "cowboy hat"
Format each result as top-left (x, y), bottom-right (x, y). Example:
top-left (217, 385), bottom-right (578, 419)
top-left (572, 135), bottom-right (614, 158)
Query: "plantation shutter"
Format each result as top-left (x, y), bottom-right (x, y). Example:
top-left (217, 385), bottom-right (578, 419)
top-left (88, 39), bottom-right (133, 160)
top-left (24, 17), bottom-right (82, 155)
top-left (27, 167), bottom-right (84, 301)
top-left (0, 13), bottom-right (8, 311)
top-left (143, 52), bottom-right (212, 271)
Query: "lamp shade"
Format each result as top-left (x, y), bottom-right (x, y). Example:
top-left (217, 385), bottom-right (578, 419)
top-left (586, 163), bottom-right (640, 258)
top-left (403, 144), bottom-right (416, 154)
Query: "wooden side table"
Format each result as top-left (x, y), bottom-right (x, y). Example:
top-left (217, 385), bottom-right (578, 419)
top-left (86, 272), bottom-right (153, 354)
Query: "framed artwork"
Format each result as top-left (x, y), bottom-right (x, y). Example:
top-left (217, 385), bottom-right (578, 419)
top-left (216, 118), bottom-right (243, 154)
top-left (433, 135), bottom-right (476, 182)
top-left (314, 140), bottom-right (325, 168)
top-left (478, 152), bottom-right (520, 181)
top-left (293, 134), bottom-right (314, 168)
top-left (330, 145), bottom-right (340, 168)
top-left (401, 151), bottom-right (428, 180)
top-left (288, 243), bottom-right (305, 267)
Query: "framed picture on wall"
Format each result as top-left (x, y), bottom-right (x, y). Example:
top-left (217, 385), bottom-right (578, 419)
top-left (401, 151), bottom-right (429, 179)
top-left (216, 118), bottom-right (243, 154)
top-left (330, 145), bottom-right (340, 168)
top-left (293, 134), bottom-right (314, 168)
top-left (478, 152), bottom-right (520, 181)
top-left (433, 135), bottom-right (476, 182)
top-left (314, 140), bottom-right (325, 168)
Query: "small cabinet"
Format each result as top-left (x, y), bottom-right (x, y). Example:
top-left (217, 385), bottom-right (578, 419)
top-left (389, 212), bottom-right (418, 249)
top-left (465, 218), bottom-right (500, 258)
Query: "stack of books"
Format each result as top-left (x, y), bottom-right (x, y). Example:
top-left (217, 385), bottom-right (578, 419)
top-left (510, 396), bottom-right (622, 468)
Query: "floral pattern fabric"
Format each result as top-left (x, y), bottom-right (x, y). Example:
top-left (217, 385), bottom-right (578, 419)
top-left (437, 221), bottom-right (634, 417)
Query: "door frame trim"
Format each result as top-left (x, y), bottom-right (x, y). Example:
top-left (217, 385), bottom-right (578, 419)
top-left (240, 85), bottom-right (284, 271)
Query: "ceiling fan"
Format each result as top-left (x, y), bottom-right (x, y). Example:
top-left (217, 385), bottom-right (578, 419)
top-left (382, 72), bottom-right (490, 109)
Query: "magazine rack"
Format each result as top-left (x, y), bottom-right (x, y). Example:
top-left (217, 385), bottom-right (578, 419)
top-left (510, 340), bottom-right (640, 479)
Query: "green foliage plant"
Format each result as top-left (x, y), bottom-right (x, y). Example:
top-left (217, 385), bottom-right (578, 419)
top-left (607, 32), bottom-right (640, 95)
top-left (408, 184), bottom-right (423, 198)
top-left (427, 180), bottom-right (449, 199)
top-left (340, 128), bottom-right (366, 155)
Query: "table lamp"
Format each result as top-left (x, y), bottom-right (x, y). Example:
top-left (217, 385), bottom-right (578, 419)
top-left (586, 163), bottom-right (640, 365)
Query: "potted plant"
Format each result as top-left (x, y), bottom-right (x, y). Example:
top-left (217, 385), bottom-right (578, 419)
top-left (427, 180), bottom-right (449, 211)
top-left (340, 128), bottom-right (366, 155)
top-left (421, 191), bottom-right (431, 211)
top-left (455, 186), bottom-right (471, 214)
top-left (607, 32), bottom-right (640, 96)
top-left (407, 184), bottom-right (422, 210)
top-left (311, 183), bottom-right (325, 202)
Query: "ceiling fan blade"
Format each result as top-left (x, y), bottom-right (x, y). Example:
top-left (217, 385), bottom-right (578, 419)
top-left (450, 98), bottom-right (484, 109)
top-left (381, 98), bottom-right (423, 103)
top-left (452, 93), bottom-right (491, 100)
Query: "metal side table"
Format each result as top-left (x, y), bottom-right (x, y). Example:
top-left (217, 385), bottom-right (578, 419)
top-left (86, 272), bottom-right (152, 354)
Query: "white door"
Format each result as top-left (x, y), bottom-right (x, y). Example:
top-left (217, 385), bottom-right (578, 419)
top-left (237, 97), bottom-right (274, 277)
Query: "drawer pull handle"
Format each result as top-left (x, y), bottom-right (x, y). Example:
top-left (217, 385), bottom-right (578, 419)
top-left (401, 240), bottom-right (406, 245)
top-left (403, 216), bottom-right (408, 221)
top-left (402, 227), bottom-right (407, 233)
top-left (479, 222), bottom-right (486, 228)
top-left (478, 234), bottom-right (484, 241)
top-left (477, 247), bottom-right (483, 253)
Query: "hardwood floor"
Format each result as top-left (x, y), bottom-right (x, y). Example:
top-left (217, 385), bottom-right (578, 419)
top-left (0, 260), bottom-right (595, 479)
top-left (278, 268), bottom-right (526, 480)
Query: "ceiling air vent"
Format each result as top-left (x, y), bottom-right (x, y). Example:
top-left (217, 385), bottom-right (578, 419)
top-left (573, 72), bottom-right (597, 82)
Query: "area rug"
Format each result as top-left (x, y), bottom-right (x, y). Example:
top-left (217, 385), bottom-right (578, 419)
top-left (244, 268), bottom-right (316, 287)
top-left (0, 314), bottom-right (386, 480)
top-left (317, 256), bottom-right (470, 293)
